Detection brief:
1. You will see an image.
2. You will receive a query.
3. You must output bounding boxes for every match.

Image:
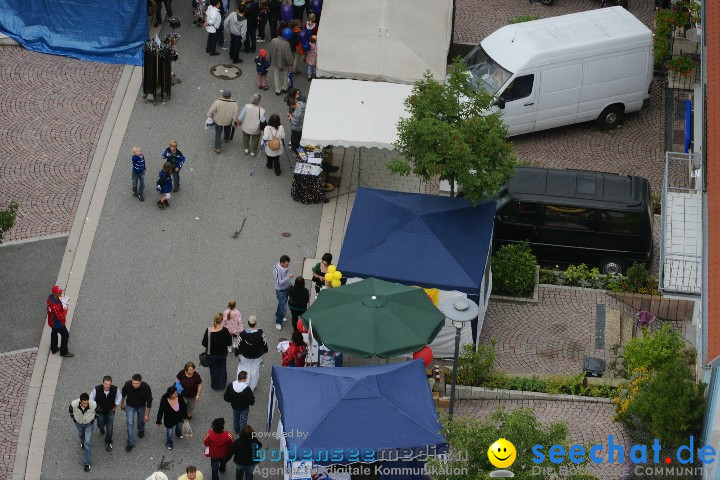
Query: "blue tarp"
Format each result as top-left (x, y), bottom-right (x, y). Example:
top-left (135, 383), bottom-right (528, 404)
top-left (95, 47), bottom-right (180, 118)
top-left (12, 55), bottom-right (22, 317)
top-left (0, 0), bottom-right (147, 65)
top-left (270, 360), bottom-right (446, 465)
top-left (338, 188), bottom-right (495, 294)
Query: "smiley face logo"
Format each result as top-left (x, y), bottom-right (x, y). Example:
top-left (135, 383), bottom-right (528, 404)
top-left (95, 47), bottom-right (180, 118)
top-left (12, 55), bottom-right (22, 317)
top-left (488, 438), bottom-right (516, 469)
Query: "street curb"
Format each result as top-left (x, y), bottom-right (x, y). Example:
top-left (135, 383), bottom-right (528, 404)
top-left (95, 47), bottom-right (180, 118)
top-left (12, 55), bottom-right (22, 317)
top-left (11, 64), bottom-right (142, 480)
top-left (0, 233), bottom-right (69, 248)
top-left (454, 385), bottom-right (614, 404)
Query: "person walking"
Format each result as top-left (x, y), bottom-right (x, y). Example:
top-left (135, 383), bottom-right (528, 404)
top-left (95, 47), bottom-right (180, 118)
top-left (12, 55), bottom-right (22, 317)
top-left (222, 299), bottom-right (244, 349)
top-left (305, 34), bottom-right (317, 81)
top-left (267, 0), bottom-right (281, 39)
top-left (46, 285), bottom-right (74, 357)
top-left (262, 114), bottom-right (286, 176)
top-left (205, 0), bottom-right (222, 56)
top-left (311, 253), bottom-right (332, 294)
top-left (257, 0), bottom-right (269, 42)
top-left (179, 465), bottom-right (204, 480)
top-left (292, 0), bottom-right (304, 20)
top-left (120, 373), bottom-right (153, 452)
top-left (156, 162), bottom-right (173, 210)
top-left (161, 140), bottom-right (185, 192)
top-left (224, 4), bottom-right (247, 64)
top-left (235, 315), bottom-right (268, 391)
top-left (131, 147), bottom-right (146, 201)
top-left (243, 0), bottom-right (259, 53)
top-left (272, 255), bottom-right (293, 329)
top-left (281, 330), bottom-right (307, 367)
top-left (287, 276), bottom-right (309, 332)
top-left (223, 371), bottom-right (255, 434)
top-left (237, 94), bottom-right (266, 156)
top-left (155, 0), bottom-right (173, 27)
top-left (202, 313), bottom-right (233, 390)
top-left (230, 425), bottom-right (262, 480)
top-left (216, 0), bottom-right (228, 50)
top-left (203, 418), bottom-right (235, 480)
top-left (287, 97), bottom-right (305, 152)
top-left (176, 362), bottom-right (203, 420)
top-left (69, 392), bottom-right (98, 472)
top-left (90, 375), bottom-right (122, 451)
top-left (266, 28), bottom-right (293, 95)
top-left (207, 89), bottom-right (239, 154)
top-left (156, 386), bottom-right (188, 450)
top-left (254, 50), bottom-right (270, 90)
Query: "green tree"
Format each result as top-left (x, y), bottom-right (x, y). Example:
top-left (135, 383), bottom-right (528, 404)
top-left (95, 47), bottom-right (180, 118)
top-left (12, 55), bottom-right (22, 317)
top-left (427, 408), bottom-right (596, 479)
top-left (387, 58), bottom-right (517, 204)
top-left (0, 202), bottom-right (18, 244)
top-left (623, 323), bottom-right (685, 374)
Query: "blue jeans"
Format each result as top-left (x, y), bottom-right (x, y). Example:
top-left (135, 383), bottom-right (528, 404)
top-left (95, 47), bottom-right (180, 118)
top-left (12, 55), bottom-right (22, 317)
top-left (275, 289), bottom-right (289, 325)
top-left (156, 0), bottom-right (173, 23)
top-left (132, 171), bottom-right (145, 196)
top-left (209, 353), bottom-right (228, 390)
top-left (75, 422), bottom-right (93, 466)
top-left (96, 412), bottom-right (115, 444)
top-left (236, 464), bottom-right (255, 480)
top-left (232, 408), bottom-right (248, 434)
top-left (211, 458), bottom-right (229, 480)
top-left (165, 422), bottom-right (182, 448)
top-left (307, 65), bottom-right (316, 79)
top-left (50, 325), bottom-right (69, 355)
top-left (125, 406), bottom-right (146, 446)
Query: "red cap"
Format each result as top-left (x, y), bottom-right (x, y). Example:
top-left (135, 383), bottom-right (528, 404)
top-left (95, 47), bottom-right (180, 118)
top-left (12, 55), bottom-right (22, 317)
top-left (52, 285), bottom-right (64, 295)
top-left (259, 48), bottom-right (267, 57)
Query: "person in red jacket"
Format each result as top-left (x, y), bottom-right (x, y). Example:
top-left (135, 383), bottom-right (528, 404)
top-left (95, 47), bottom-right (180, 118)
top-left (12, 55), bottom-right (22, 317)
top-left (47, 285), bottom-right (74, 357)
top-left (281, 331), bottom-right (306, 367)
top-left (204, 418), bottom-right (235, 480)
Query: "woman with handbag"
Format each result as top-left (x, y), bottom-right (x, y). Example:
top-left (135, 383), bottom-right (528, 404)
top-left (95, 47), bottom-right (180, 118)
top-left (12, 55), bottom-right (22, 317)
top-left (202, 313), bottom-right (233, 390)
top-left (237, 94), bottom-right (266, 156)
top-left (155, 386), bottom-right (188, 450)
top-left (262, 114), bottom-right (285, 176)
top-left (235, 315), bottom-right (268, 391)
top-left (176, 362), bottom-right (203, 419)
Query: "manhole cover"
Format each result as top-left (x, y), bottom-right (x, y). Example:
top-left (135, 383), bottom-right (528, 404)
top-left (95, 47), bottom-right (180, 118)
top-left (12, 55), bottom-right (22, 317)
top-left (210, 64), bottom-right (242, 80)
top-left (281, 232), bottom-right (291, 237)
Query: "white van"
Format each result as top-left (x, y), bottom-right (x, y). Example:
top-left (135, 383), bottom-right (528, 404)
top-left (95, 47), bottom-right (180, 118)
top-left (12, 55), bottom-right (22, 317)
top-left (464, 7), bottom-right (653, 136)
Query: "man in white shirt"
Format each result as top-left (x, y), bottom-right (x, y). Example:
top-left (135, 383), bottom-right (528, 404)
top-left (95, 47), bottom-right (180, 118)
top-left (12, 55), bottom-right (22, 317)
top-left (204, 0), bottom-right (222, 56)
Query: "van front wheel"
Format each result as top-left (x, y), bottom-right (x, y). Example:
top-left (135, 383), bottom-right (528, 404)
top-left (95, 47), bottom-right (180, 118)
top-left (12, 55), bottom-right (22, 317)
top-left (597, 105), bottom-right (624, 130)
top-left (601, 258), bottom-right (625, 275)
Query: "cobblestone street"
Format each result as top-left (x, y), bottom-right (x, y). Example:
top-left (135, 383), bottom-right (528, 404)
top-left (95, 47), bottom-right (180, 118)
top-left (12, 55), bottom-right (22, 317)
top-left (0, 47), bottom-right (122, 242)
top-left (0, 351), bottom-right (36, 478)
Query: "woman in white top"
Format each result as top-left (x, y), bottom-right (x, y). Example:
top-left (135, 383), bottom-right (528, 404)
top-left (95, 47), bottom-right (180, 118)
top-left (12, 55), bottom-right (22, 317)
top-left (262, 113), bottom-right (286, 176)
top-left (236, 94), bottom-right (266, 156)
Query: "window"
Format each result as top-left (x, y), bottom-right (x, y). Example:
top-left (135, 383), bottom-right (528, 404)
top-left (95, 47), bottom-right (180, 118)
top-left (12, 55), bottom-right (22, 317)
top-left (598, 210), bottom-right (642, 235)
top-left (543, 205), bottom-right (595, 231)
top-left (502, 75), bottom-right (534, 102)
top-left (498, 201), bottom-right (538, 225)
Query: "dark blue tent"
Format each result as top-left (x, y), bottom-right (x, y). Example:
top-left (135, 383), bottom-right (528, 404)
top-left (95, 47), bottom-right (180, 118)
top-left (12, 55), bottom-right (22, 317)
top-left (268, 360), bottom-right (446, 466)
top-left (338, 188), bottom-right (495, 295)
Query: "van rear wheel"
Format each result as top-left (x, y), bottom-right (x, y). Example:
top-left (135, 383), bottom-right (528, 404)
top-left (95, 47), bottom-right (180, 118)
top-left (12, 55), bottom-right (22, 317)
top-left (539, 0), bottom-right (554, 5)
top-left (597, 105), bottom-right (624, 130)
top-left (601, 258), bottom-right (625, 275)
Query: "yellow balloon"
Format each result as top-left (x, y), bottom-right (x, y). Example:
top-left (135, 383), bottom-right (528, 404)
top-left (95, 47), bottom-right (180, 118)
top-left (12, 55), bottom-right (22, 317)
top-left (333, 271), bottom-right (342, 281)
top-left (324, 273), bottom-right (333, 282)
top-left (331, 279), bottom-right (341, 287)
top-left (327, 265), bottom-right (337, 274)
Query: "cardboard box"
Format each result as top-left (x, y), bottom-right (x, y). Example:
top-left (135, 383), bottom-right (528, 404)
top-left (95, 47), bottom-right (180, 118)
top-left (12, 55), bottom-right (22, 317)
top-left (432, 391), bottom-right (440, 400)
top-left (436, 396), bottom-right (450, 408)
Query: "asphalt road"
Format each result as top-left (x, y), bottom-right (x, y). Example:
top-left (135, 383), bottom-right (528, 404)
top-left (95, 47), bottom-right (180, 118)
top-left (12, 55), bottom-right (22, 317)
top-left (0, 236), bottom-right (67, 352)
top-left (41, 10), bottom-right (321, 479)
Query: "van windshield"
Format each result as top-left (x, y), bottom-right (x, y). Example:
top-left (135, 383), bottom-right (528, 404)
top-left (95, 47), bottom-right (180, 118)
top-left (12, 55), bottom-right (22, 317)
top-left (462, 45), bottom-right (512, 96)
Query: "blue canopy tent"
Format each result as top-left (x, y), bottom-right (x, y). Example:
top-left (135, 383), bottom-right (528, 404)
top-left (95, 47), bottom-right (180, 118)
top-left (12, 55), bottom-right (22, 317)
top-left (267, 360), bottom-right (446, 476)
top-left (337, 188), bottom-right (496, 356)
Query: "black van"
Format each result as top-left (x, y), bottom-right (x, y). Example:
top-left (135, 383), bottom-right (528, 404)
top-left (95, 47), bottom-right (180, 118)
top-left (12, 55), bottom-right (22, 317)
top-left (493, 167), bottom-right (653, 275)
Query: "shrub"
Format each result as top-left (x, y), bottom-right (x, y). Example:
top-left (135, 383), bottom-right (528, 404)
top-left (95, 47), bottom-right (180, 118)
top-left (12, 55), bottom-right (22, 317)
top-left (564, 264), bottom-right (600, 288)
top-left (508, 14), bottom-right (539, 24)
top-left (505, 375), bottom-right (545, 392)
top-left (623, 323), bottom-right (685, 374)
top-left (0, 201), bottom-right (18, 244)
top-left (457, 340), bottom-right (496, 387)
top-left (492, 242), bottom-right (537, 297)
top-left (625, 262), bottom-right (649, 291)
top-left (654, 8), bottom-right (675, 66)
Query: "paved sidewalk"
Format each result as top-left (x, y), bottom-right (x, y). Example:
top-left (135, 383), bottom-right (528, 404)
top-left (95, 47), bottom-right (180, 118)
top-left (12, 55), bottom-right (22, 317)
top-left (0, 350), bottom-right (36, 479)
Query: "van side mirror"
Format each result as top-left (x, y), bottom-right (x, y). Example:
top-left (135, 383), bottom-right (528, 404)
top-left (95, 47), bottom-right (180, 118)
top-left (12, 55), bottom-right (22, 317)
top-left (495, 97), bottom-right (506, 110)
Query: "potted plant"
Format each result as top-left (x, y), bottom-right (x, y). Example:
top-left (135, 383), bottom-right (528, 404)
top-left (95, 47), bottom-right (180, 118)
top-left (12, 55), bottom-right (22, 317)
top-left (667, 55), bottom-right (698, 77)
top-left (651, 191), bottom-right (661, 215)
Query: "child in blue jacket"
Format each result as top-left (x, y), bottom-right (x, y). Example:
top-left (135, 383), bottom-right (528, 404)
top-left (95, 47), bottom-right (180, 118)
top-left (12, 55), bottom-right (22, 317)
top-left (255, 49), bottom-right (270, 90)
top-left (156, 162), bottom-right (174, 210)
top-left (131, 147), bottom-right (146, 201)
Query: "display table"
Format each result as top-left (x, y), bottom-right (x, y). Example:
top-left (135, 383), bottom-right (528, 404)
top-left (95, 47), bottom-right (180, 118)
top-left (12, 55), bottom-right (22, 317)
top-left (290, 146), bottom-right (329, 205)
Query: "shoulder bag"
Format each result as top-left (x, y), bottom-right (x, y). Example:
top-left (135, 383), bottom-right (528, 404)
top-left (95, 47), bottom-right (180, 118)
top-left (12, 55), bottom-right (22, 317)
top-left (258, 107), bottom-right (267, 132)
top-left (199, 327), bottom-right (211, 367)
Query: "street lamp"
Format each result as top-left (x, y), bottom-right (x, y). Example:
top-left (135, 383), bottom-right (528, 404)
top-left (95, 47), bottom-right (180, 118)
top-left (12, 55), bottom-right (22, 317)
top-left (440, 297), bottom-right (479, 420)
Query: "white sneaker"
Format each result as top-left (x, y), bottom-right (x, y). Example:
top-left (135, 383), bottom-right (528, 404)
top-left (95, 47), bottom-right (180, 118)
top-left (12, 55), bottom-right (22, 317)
top-left (275, 324), bottom-right (282, 330)
top-left (283, 317), bottom-right (288, 322)
top-left (250, 152), bottom-right (255, 156)
top-left (244, 149), bottom-right (249, 154)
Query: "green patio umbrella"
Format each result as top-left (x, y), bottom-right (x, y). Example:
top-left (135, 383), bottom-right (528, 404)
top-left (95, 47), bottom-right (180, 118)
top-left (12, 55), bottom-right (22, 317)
top-left (301, 277), bottom-right (446, 358)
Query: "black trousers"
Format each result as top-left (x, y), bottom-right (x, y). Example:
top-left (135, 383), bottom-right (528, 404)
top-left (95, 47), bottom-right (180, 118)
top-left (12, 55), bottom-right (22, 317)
top-left (293, 5), bottom-right (304, 20)
top-left (244, 24), bottom-right (257, 52)
top-left (290, 129), bottom-right (302, 151)
top-left (269, 17), bottom-right (278, 38)
top-left (266, 154), bottom-right (281, 174)
top-left (50, 325), bottom-right (70, 354)
top-left (206, 31), bottom-right (218, 53)
top-left (229, 33), bottom-right (242, 61)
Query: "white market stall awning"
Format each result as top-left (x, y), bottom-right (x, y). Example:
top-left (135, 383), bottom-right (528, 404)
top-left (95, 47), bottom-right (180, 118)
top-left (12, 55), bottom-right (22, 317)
top-left (301, 79), bottom-right (413, 150)
top-left (316, 0), bottom-right (452, 84)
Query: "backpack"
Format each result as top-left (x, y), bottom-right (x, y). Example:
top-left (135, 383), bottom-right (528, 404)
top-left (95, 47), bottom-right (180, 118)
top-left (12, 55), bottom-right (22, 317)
top-left (268, 129), bottom-right (281, 151)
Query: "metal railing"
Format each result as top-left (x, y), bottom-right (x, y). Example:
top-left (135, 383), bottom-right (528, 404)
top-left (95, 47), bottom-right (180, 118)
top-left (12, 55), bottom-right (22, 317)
top-left (660, 152), bottom-right (702, 295)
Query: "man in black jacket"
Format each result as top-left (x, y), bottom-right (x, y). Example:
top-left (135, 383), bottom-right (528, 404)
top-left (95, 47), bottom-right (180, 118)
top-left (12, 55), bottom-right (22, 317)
top-left (244, 0), bottom-right (259, 53)
top-left (89, 375), bottom-right (122, 451)
top-left (120, 374), bottom-right (153, 452)
top-left (223, 371), bottom-right (255, 434)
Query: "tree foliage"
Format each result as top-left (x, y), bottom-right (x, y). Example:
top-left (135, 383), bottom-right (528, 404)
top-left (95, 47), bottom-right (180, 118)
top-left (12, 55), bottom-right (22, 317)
top-left (388, 58), bottom-right (516, 204)
top-left (427, 408), bottom-right (596, 480)
top-left (0, 201), bottom-right (18, 244)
